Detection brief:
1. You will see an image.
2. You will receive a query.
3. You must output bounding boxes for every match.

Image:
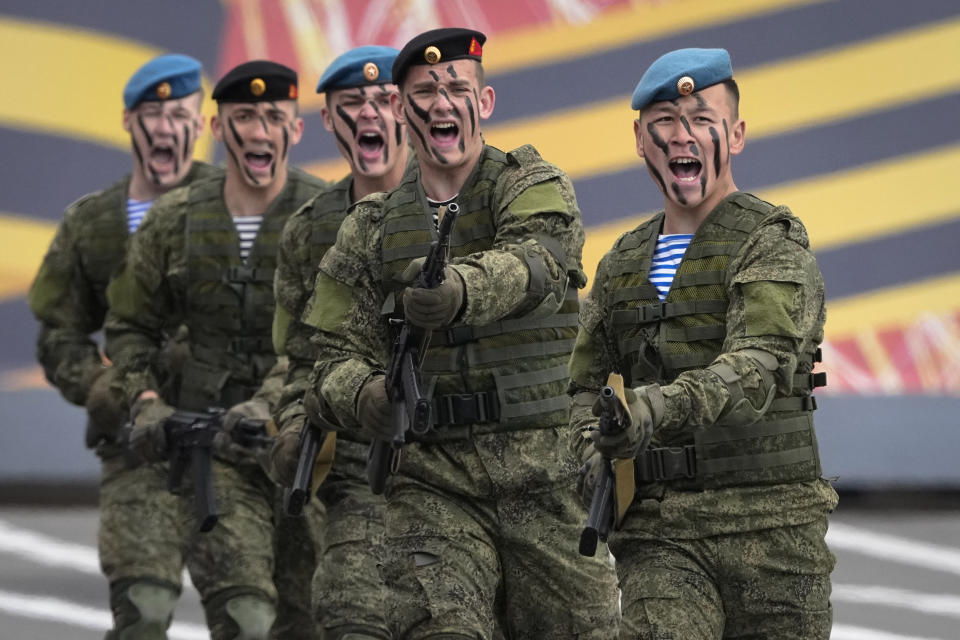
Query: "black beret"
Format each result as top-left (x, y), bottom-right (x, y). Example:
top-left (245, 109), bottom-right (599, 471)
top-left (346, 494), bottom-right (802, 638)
top-left (392, 28), bottom-right (486, 87)
top-left (212, 60), bottom-right (298, 103)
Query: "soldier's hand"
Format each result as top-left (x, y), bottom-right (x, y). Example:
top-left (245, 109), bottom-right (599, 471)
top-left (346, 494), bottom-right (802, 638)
top-left (128, 395), bottom-right (175, 462)
top-left (268, 424), bottom-right (303, 487)
top-left (84, 368), bottom-right (127, 448)
top-left (357, 375), bottom-right (391, 440)
top-left (591, 385), bottom-right (664, 459)
top-left (576, 442), bottom-right (604, 508)
top-left (215, 399), bottom-right (273, 465)
top-left (402, 266), bottom-right (465, 329)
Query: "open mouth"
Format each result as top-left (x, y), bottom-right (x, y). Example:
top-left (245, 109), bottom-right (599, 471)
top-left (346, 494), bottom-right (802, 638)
top-left (357, 132), bottom-right (384, 160)
top-left (149, 145), bottom-right (176, 170)
top-left (669, 157), bottom-right (702, 182)
top-left (430, 122), bottom-right (459, 146)
top-left (245, 151), bottom-right (274, 171)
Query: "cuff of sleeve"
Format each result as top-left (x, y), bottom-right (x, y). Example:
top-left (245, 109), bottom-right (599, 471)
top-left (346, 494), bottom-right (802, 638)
top-left (319, 361), bottom-right (380, 431)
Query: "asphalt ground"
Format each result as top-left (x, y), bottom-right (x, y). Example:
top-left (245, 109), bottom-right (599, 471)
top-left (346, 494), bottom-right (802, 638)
top-left (1, 499), bottom-right (958, 639)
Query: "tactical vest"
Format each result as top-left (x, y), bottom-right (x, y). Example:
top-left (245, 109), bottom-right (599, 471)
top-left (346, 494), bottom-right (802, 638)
top-left (178, 168), bottom-right (324, 410)
top-left (605, 192), bottom-right (825, 489)
top-left (71, 177), bottom-right (130, 315)
top-left (378, 145), bottom-right (581, 440)
top-left (304, 175), bottom-right (353, 269)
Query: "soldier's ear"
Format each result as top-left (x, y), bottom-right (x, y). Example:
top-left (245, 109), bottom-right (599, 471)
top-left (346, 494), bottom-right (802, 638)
top-left (477, 85), bottom-right (495, 121)
top-left (390, 91), bottom-right (406, 125)
top-left (728, 118), bottom-right (746, 156)
top-left (634, 119), bottom-right (645, 160)
top-left (122, 109), bottom-right (134, 134)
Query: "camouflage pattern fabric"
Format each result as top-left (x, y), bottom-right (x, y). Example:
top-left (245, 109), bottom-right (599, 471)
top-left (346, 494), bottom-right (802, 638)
top-left (27, 162), bottom-right (221, 639)
top-left (305, 144), bottom-right (620, 638)
top-left (568, 192), bottom-right (838, 637)
top-left (271, 175), bottom-right (391, 638)
top-left (103, 169), bottom-right (327, 639)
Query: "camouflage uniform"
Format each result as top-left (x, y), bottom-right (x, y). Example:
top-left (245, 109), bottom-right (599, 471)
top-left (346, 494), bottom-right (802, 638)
top-left (273, 175), bottom-right (391, 639)
top-left (104, 169), bottom-right (327, 640)
top-left (305, 144), bottom-right (620, 639)
top-left (26, 162), bottom-right (220, 640)
top-left (569, 193), bottom-right (838, 639)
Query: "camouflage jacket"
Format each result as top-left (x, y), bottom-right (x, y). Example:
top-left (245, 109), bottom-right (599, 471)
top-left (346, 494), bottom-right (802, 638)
top-left (27, 162), bottom-right (220, 406)
top-left (104, 168), bottom-right (326, 409)
top-left (569, 192), bottom-right (837, 537)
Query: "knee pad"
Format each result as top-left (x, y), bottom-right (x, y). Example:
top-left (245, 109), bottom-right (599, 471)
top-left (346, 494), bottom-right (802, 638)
top-left (108, 578), bottom-right (179, 640)
top-left (224, 594), bottom-right (276, 640)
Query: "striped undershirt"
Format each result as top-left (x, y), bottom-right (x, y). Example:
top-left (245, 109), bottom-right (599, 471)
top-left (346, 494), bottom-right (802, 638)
top-left (650, 233), bottom-right (693, 301)
top-left (232, 215), bottom-right (263, 261)
top-left (126, 198), bottom-right (154, 233)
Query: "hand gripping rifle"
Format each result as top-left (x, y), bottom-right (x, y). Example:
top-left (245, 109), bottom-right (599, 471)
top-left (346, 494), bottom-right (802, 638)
top-left (579, 373), bottom-right (637, 557)
top-left (163, 408), bottom-right (270, 532)
top-left (366, 202), bottom-right (460, 495)
top-left (284, 408), bottom-right (337, 516)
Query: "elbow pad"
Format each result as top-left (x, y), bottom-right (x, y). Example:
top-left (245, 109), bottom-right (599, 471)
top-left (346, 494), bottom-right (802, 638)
top-left (706, 348), bottom-right (779, 426)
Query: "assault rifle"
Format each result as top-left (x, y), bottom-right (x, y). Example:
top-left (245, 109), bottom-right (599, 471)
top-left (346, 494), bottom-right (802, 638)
top-left (579, 374), bottom-right (635, 557)
top-left (366, 202), bottom-right (460, 495)
top-left (162, 408), bottom-right (271, 532)
top-left (284, 416), bottom-right (324, 516)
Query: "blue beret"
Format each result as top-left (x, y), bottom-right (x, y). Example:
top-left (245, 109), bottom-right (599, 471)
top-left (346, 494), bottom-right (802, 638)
top-left (123, 54), bottom-right (203, 110)
top-left (631, 48), bottom-right (732, 111)
top-left (316, 46), bottom-right (400, 94)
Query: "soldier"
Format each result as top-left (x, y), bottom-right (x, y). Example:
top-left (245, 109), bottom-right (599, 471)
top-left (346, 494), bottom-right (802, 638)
top-left (300, 28), bottom-right (620, 639)
top-left (569, 48), bottom-right (837, 639)
top-left (27, 54), bottom-right (221, 639)
top-left (266, 45), bottom-right (408, 640)
top-left (104, 60), bottom-right (327, 640)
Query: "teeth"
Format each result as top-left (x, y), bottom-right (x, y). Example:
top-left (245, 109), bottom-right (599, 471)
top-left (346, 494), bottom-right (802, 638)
top-left (672, 158), bottom-right (696, 164)
top-left (433, 123), bottom-right (455, 129)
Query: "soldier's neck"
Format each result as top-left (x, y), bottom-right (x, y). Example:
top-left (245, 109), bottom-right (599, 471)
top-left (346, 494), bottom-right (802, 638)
top-left (662, 181), bottom-right (738, 234)
top-left (224, 165), bottom-right (288, 216)
top-left (419, 150), bottom-right (480, 202)
top-left (128, 168), bottom-right (174, 201)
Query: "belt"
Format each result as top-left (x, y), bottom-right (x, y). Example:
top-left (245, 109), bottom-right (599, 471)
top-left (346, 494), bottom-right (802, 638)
top-left (635, 445), bottom-right (698, 483)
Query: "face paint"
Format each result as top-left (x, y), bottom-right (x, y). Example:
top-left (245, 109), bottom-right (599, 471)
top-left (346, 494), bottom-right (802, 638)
top-left (700, 173), bottom-right (707, 199)
top-left (228, 118), bottom-right (245, 148)
top-left (722, 118), bottom-right (730, 155)
top-left (137, 115), bottom-right (154, 147)
top-left (395, 121), bottom-right (402, 146)
top-left (709, 126), bottom-right (721, 178)
top-left (182, 124), bottom-right (191, 163)
top-left (336, 105), bottom-right (359, 136)
top-left (406, 94), bottom-right (430, 123)
top-left (447, 65), bottom-right (457, 78)
top-left (694, 93), bottom-right (708, 109)
top-left (429, 70), bottom-right (439, 81)
top-left (670, 182), bottom-right (688, 205)
top-left (281, 126), bottom-right (289, 161)
top-left (646, 162), bottom-right (667, 196)
top-left (258, 114), bottom-right (269, 135)
top-left (646, 122), bottom-right (669, 155)
top-left (688, 142), bottom-right (699, 156)
top-left (680, 115), bottom-right (693, 137)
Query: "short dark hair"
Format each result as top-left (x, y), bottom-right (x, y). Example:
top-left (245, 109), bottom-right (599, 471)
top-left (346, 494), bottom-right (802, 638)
top-left (721, 78), bottom-right (740, 119)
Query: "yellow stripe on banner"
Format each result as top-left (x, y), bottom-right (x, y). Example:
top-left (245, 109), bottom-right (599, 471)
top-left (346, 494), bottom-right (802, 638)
top-left (824, 273), bottom-right (960, 338)
top-left (0, 17), bottom-right (215, 159)
top-left (0, 213), bottom-right (56, 302)
top-left (757, 145), bottom-right (960, 251)
top-left (483, 18), bottom-right (960, 181)
top-left (304, 157), bottom-right (350, 183)
top-left (580, 145), bottom-right (960, 287)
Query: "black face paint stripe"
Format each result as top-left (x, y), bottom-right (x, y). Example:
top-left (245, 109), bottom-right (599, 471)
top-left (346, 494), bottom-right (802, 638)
top-left (406, 110), bottom-right (448, 165)
top-left (447, 65), bottom-right (457, 78)
top-left (429, 70), bottom-right (439, 81)
top-left (182, 124), bottom-right (191, 162)
top-left (359, 86), bottom-right (367, 96)
top-left (679, 115), bottom-right (693, 137)
top-left (709, 126), bottom-right (721, 178)
top-left (647, 163), bottom-right (668, 196)
top-left (406, 95), bottom-right (430, 123)
top-left (458, 138), bottom-right (464, 152)
top-left (464, 94), bottom-right (476, 136)
top-left (336, 105), bottom-right (358, 137)
top-left (670, 182), bottom-right (688, 205)
top-left (645, 122), bottom-right (669, 155)
top-left (227, 145), bottom-right (259, 185)
top-left (259, 114), bottom-right (269, 135)
top-left (166, 114), bottom-right (176, 131)
top-left (688, 142), bottom-right (699, 157)
top-left (723, 118), bottom-right (730, 157)
top-left (395, 121), bottom-right (402, 146)
top-left (700, 174), bottom-right (707, 199)
top-left (694, 93), bottom-right (708, 109)
top-left (137, 115), bottom-right (153, 147)
top-left (357, 155), bottom-right (368, 172)
top-left (281, 126), bottom-right (289, 161)
top-left (228, 118), bottom-right (244, 148)
top-left (333, 129), bottom-right (356, 165)
top-left (132, 139), bottom-right (145, 168)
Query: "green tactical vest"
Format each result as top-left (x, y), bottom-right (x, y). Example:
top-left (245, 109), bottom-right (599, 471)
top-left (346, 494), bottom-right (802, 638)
top-left (70, 163), bottom-right (220, 315)
top-left (177, 168), bottom-right (325, 410)
top-left (605, 192), bottom-right (824, 489)
top-left (377, 145), bottom-right (582, 440)
top-left (303, 175), bottom-right (353, 270)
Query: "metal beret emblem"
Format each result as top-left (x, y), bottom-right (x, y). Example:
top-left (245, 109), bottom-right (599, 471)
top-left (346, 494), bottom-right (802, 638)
top-left (363, 62), bottom-right (380, 82)
top-left (677, 76), bottom-right (695, 96)
top-left (424, 45), bottom-right (441, 64)
top-left (156, 82), bottom-right (172, 99)
top-left (250, 78), bottom-right (266, 97)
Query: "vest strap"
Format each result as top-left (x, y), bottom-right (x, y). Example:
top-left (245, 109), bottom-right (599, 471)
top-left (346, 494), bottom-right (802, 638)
top-left (695, 415), bottom-right (812, 445)
top-left (433, 391), bottom-right (500, 426)
top-left (770, 396), bottom-right (817, 412)
top-left (697, 445), bottom-right (816, 475)
top-left (431, 313), bottom-right (579, 347)
top-left (611, 299), bottom-right (727, 327)
top-left (635, 445), bottom-right (698, 483)
top-left (423, 337), bottom-right (575, 370)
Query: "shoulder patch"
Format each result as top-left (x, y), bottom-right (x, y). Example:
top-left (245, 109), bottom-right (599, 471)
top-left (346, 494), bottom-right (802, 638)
top-left (506, 144), bottom-right (543, 167)
top-left (507, 180), bottom-right (568, 220)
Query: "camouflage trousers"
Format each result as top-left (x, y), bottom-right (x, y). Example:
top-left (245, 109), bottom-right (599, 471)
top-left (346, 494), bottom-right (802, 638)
top-left (382, 441), bottom-right (620, 639)
top-left (98, 454), bottom-right (323, 639)
top-left (312, 438), bottom-right (390, 639)
top-left (608, 517), bottom-right (835, 639)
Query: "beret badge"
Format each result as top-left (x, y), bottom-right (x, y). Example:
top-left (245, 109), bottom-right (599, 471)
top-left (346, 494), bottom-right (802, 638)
top-left (424, 45), bottom-right (441, 64)
top-left (250, 78), bottom-right (266, 97)
top-left (677, 76), bottom-right (695, 96)
top-left (363, 62), bottom-right (380, 82)
top-left (155, 82), bottom-right (172, 99)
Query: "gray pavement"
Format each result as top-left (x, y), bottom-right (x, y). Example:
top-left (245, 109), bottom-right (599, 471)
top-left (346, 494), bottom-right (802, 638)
top-left (1, 502), bottom-right (959, 639)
